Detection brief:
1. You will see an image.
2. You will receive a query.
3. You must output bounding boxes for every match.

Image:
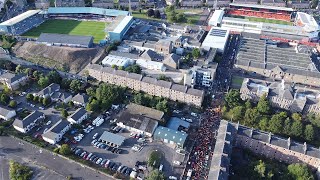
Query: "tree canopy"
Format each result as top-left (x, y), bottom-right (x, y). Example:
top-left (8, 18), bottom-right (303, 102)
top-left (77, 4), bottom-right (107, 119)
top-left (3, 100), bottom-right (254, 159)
top-left (146, 170), bottom-right (166, 180)
top-left (9, 160), bottom-right (33, 180)
top-left (287, 163), bottom-right (314, 180)
top-left (225, 89), bottom-right (242, 108)
top-left (257, 94), bottom-right (270, 114)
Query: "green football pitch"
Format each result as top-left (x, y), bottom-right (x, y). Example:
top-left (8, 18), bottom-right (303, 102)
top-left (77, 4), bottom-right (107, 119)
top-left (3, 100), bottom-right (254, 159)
top-left (22, 19), bottom-right (108, 43)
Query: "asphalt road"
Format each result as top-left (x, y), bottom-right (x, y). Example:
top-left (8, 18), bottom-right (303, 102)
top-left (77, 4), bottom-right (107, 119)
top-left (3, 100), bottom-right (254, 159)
top-left (0, 136), bottom-right (113, 180)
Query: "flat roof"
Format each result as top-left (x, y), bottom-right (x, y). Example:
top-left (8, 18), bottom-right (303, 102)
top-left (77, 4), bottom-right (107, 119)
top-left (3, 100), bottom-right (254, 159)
top-left (114, 16), bottom-right (133, 34)
top-left (0, 10), bottom-right (41, 26)
top-left (296, 12), bottom-right (320, 32)
top-left (102, 54), bottom-right (134, 67)
top-left (230, 3), bottom-right (294, 11)
top-left (209, 10), bottom-right (225, 26)
top-left (99, 131), bottom-right (125, 146)
top-left (202, 27), bottom-right (230, 51)
top-left (37, 33), bottom-right (93, 46)
top-left (48, 7), bottom-right (129, 17)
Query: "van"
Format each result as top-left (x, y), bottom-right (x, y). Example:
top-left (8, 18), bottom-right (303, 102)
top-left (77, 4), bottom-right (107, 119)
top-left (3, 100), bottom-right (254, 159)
top-left (187, 169), bottom-right (193, 177)
top-left (159, 164), bottom-right (163, 172)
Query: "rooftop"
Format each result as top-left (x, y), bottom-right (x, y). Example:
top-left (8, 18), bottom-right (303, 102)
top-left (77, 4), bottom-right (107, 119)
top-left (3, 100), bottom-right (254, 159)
top-left (0, 10), bottom-right (41, 26)
top-left (99, 131), bottom-right (125, 146)
top-left (13, 111), bottom-right (44, 129)
top-left (47, 7), bottom-right (128, 17)
top-left (107, 15), bottom-right (133, 33)
top-left (154, 126), bottom-right (187, 146)
top-left (37, 33), bottom-right (93, 47)
top-left (230, 3), bottom-right (294, 11)
top-left (69, 108), bottom-right (87, 120)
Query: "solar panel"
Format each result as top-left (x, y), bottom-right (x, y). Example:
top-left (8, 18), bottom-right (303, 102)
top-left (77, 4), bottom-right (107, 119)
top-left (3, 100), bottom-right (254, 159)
top-left (209, 29), bottom-right (227, 37)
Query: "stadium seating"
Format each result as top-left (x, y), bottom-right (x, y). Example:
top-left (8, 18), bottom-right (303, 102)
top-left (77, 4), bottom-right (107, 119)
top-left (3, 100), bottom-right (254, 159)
top-left (227, 9), bottom-right (291, 21)
top-left (11, 14), bottom-right (45, 35)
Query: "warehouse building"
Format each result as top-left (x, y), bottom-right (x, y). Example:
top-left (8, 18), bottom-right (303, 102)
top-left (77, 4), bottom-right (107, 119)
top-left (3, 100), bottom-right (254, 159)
top-left (36, 33), bottom-right (94, 48)
top-left (47, 7), bottom-right (129, 17)
top-left (102, 54), bottom-right (135, 67)
top-left (117, 103), bottom-right (164, 137)
top-left (99, 131), bottom-right (125, 147)
top-left (201, 27), bottom-right (230, 52)
top-left (209, 10), bottom-right (225, 27)
top-left (106, 15), bottom-right (134, 42)
top-left (153, 126), bottom-right (188, 148)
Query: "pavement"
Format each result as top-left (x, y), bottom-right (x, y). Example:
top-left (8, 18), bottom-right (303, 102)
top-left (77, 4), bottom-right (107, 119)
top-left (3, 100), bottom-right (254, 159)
top-left (0, 136), bottom-right (113, 180)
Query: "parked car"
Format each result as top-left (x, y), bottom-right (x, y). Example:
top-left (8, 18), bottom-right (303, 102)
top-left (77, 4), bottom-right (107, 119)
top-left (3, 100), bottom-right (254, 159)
top-left (169, 176), bottom-right (178, 180)
top-left (45, 121), bottom-right (52, 126)
top-left (92, 133), bottom-right (99, 139)
top-left (173, 160), bottom-right (181, 165)
top-left (86, 153), bottom-right (93, 160)
top-left (43, 128), bottom-right (49, 133)
top-left (96, 158), bottom-right (103, 165)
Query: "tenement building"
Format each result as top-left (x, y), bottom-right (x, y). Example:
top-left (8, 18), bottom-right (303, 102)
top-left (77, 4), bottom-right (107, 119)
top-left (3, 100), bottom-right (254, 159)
top-left (235, 37), bottom-right (320, 86)
top-left (87, 64), bottom-right (204, 106)
top-left (240, 78), bottom-right (320, 114)
top-left (209, 120), bottom-right (320, 179)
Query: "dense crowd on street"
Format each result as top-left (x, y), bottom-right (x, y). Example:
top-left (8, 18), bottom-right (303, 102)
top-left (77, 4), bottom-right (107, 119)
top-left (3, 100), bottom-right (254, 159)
top-left (186, 108), bottom-right (220, 179)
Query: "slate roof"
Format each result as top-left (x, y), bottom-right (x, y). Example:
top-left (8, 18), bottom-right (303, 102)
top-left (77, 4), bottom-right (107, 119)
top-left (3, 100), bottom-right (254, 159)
top-left (0, 73), bottom-right (26, 83)
top-left (140, 49), bottom-right (163, 61)
top-left (163, 53), bottom-right (180, 65)
top-left (99, 131), bottom-right (125, 146)
top-left (0, 105), bottom-right (15, 117)
top-left (13, 111), bottom-right (44, 129)
top-left (38, 83), bottom-right (60, 96)
top-left (37, 33), bottom-right (93, 47)
top-left (167, 117), bottom-right (190, 131)
top-left (171, 84), bottom-right (187, 93)
top-left (42, 120), bottom-right (70, 140)
top-left (72, 93), bottom-right (89, 105)
top-left (69, 108), bottom-right (87, 121)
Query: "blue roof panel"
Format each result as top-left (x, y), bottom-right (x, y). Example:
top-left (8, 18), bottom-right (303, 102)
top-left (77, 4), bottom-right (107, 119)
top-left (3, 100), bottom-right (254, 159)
top-left (48, 7), bottom-right (129, 17)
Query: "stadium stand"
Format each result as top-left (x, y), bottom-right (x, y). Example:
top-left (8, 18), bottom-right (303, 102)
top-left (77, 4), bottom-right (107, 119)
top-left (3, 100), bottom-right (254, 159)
top-left (232, 0), bottom-right (258, 4)
top-left (55, 0), bottom-right (85, 7)
top-left (47, 7), bottom-right (129, 17)
top-left (0, 10), bottom-right (45, 35)
top-left (106, 15), bottom-right (134, 41)
top-left (36, 33), bottom-right (94, 48)
top-left (228, 3), bottom-right (293, 21)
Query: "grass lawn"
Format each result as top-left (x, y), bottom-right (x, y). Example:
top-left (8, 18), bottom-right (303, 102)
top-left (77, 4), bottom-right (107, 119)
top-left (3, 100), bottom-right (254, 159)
top-left (132, 11), bottom-right (162, 22)
top-left (246, 16), bottom-right (292, 25)
top-left (22, 19), bottom-right (108, 43)
top-left (231, 76), bottom-right (244, 87)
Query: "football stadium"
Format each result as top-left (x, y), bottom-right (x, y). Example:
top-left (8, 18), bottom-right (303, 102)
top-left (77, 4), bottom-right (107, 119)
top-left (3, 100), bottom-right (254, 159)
top-left (0, 7), bottom-right (132, 45)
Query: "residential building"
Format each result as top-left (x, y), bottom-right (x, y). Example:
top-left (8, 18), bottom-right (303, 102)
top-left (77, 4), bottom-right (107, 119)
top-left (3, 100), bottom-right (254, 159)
top-left (0, 106), bottom-right (16, 120)
top-left (153, 126), bottom-right (188, 148)
top-left (34, 83), bottom-right (60, 98)
top-left (54, 0), bottom-right (85, 7)
top-left (92, 0), bottom-right (114, 8)
top-left (240, 78), bottom-right (320, 114)
top-left (42, 120), bottom-right (71, 144)
top-left (154, 40), bottom-right (173, 55)
top-left (163, 53), bottom-right (180, 69)
top-left (51, 92), bottom-right (72, 103)
top-left (71, 93), bottom-right (89, 107)
top-left (88, 64), bottom-right (204, 106)
top-left (0, 72), bottom-right (28, 90)
top-left (116, 103), bottom-right (164, 137)
top-left (13, 111), bottom-right (45, 133)
top-left (179, 0), bottom-right (202, 7)
top-left (208, 120), bottom-right (320, 179)
top-left (118, 0), bottom-right (140, 8)
top-left (67, 108), bottom-right (88, 124)
top-left (35, 0), bottom-right (50, 9)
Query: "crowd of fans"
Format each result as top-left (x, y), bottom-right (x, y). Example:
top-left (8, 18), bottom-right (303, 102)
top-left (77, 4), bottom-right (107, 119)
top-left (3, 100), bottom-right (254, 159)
top-left (186, 108), bottom-right (220, 179)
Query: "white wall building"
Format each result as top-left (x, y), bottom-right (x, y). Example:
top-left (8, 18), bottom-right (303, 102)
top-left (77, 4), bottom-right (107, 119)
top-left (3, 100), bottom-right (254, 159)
top-left (202, 27), bottom-right (230, 52)
top-left (13, 111), bottom-right (45, 133)
top-left (42, 120), bottom-right (71, 144)
top-left (209, 10), bottom-right (225, 27)
top-left (102, 54), bottom-right (135, 68)
top-left (136, 59), bottom-right (166, 72)
top-left (67, 108), bottom-right (88, 124)
top-left (0, 106), bottom-right (16, 120)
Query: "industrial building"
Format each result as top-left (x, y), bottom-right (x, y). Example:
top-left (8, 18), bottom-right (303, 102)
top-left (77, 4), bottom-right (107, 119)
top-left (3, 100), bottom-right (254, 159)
top-left (116, 103), bottom-right (164, 137)
top-left (47, 7), bottom-right (129, 17)
top-left (235, 37), bottom-right (320, 86)
top-left (208, 10), bottom-right (225, 27)
top-left (153, 126), bottom-right (188, 148)
top-left (99, 131), bottom-right (125, 147)
top-left (102, 54), bottom-right (135, 67)
top-left (201, 27), bottom-right (230, 52)
top-left (106, 15), bottom-right (134, 42)
top-left (36, 33), bottom-right (94, 48)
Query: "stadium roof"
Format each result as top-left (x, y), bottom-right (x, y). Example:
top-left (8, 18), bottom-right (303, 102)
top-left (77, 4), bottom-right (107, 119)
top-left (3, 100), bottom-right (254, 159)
top-left (209, 10), bottom-right (225, 26)
top-left (47, 7), bottom-right (129, 17)
top-left (37, 33), bottom-right (93, 47)
top-left (296, 12), bottom-right (320, 32)
top-left (230, 3), bottom-right (294, 11)
top-left (0, 10), bottom-right (41, 26)
top-left (106, 15), bottom-right (133, 33)
top-left (202, 27), bottom-right (230, 52)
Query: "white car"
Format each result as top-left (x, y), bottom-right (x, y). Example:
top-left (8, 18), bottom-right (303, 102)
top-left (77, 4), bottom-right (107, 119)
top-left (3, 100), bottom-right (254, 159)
top-left (185, 119), bottom-right (193, 123)
top-left (78, 134), bottom-right (84, 138)
top-left (93, 133), bottom-right (98, 139)
top-left (169, 176), bottom-right (177, 180)
top-left (45, 121), bottom-right (52, 126)
top-left (30, 104), bottom-right (35, 107)
top-left (39, 107), bottom-right (45, 110)
top-left (190, 112), bottom-right (197, 117)
top-left (43, 128), bottom-right (49, 133)
top-left (173, 160), bottom-right (181, 165)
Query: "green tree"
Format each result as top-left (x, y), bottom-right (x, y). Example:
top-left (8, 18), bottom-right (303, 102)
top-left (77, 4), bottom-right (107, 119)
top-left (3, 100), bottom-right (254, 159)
top-left (292, 113), bottom-right (302, 121)
top-left (0, 94), bottom-right (9, 105)
top-left (245, 99), bottom-right (252, 109)
top-left (158, 75), bottom-right (171, 82)
top-left (283, 118), bottom-right (292, 136)
top-left (70, 79), bottom-right (82, 92)
top-left (259, 117), bottom-right (269, 131)
top-left (23, 68), bottom-right (32, 75)
top-left (165, 5), bottom-right (174, 13)
top-left (257, 94), bottom-right (270, 114)
top-left (32, 71), bottom-right (41, 79)
top-left (59, 144), bottom-right (71, 155)
top-left (146, 8), bottom-right (154, 17)
top-left (8, 100), bottom-right (17, 108)
top-left (269, 112), bottom-right (286, 133)
top-left (48, 71), bottom-right (61, 84)
top-left (118, 66), bottom-right (124, 70)
top-left (15, 64), bottom-right (23, 73)
top-left (225, 89), bottom-right (242, 108)
top-left (134, 93), bottom-right (143, 105)
top-left (244, 108), bottom-right (260, 126)
top-left (287, 163), bottom-right (314, 180)
top-left (111, 64), bottom-right (118, 69)
top-left (68, 101), bottom-right (74, 107)
top-left (86, 87), bottom-right (96, 97)
top-left (43, 97), bottom-right (51, 106)
top-left (9, 160), bottom-right (33, 180)
top-left (61, 109), bottom-right (68, 118)
top-left (230, 106), bottom-right (244, 121)
top-left (291, 120), bottom-right (303, 138)
top-left (307, 113), bottom-right (320, 128)
top-left (148, 151), bottom-right (161, 168)
top-left (192, 48), bottom-right (201, 59)
top-left (38, 76), bottom-right (50, 88)
top-left (146, 170), bottom-right (166, 180)
top-left (176, 13), bottom-right (185, 22)
top-left (86, 99), bottom-right (99, 111)
top-left (156, 100), bottom-right (169, 113)
top-left (61, 79), bottom-right (71, 89)
top-left (33, 95), bottom-right (39, 103)
top-left (154, 9), bottom-right (161, 18)
top-left (167, 11), bottom-right (177, 23)
top-left (254, 160), bottom-right (266, 178)
top-left (304, 124), bottom-right (315, 142)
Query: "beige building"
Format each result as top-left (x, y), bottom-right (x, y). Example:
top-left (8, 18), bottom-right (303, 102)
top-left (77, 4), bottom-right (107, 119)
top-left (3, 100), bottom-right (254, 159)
top-left (208, 120), bottom-right (320, 179)
top-left (88, 64), bottom-right (204, 106)
top-left (154, 40), bottom-right (173, 55)
top-left (240, 78), bottom-right (320, 115)
top-left (235, 37), bottom-right (320, 86)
